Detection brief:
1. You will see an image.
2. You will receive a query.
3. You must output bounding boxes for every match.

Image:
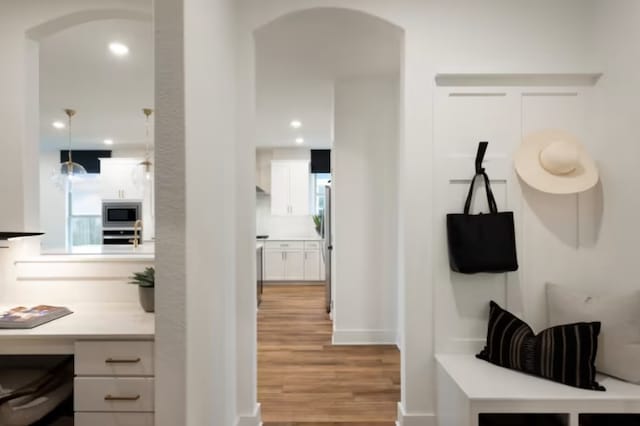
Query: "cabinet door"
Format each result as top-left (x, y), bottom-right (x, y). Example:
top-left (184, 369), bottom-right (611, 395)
top-left (99, 160), bottom-right (123, 199)
top-left (270, 162), bottom-right (290, 215)
top-left (303, 249), bottom-right (320, 281)
top-left (100, 159), bottom-right (144, 200)
top-left (284, 250), bottom-right (305, 281)
top-left (288, 161), bottom-right (310, 215)
top-left (264, 250), bottom-right (286, 281)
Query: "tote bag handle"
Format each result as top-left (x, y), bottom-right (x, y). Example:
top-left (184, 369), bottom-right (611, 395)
top-left (463, 141), bottom-right (498, 215)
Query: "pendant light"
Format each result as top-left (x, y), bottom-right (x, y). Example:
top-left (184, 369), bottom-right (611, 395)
top-left (139, 108), bottom-right (153, 180)
top-left (59, 109), bottom-right (87, 177)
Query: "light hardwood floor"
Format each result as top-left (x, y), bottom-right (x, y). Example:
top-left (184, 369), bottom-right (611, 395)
top-left (259, 285), bottom-right (400, 425)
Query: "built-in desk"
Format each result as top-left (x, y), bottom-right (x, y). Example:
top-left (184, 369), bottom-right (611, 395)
top-left (0, 303), bottom-right (154, 355)
top-left (0, 304), bottom-right (155, 426)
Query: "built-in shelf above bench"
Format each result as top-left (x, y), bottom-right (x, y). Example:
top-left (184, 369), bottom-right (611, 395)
top-left (435, 73), bottom-right (603, 87)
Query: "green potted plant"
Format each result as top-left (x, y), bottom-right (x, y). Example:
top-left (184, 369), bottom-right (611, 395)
top-left (130, 267), bottom-right (155, 312)
top-left (312, 215), bottom-right (322, 236)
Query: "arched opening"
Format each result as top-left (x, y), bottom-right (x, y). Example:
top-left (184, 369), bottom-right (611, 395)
top-left (24, 9), bottom-right (154, 252)
top-left (253, 7), bottom-right (405, 423)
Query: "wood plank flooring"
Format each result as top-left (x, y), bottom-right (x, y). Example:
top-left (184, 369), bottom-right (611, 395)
top-left (259, 285), bottom-right (400, 425)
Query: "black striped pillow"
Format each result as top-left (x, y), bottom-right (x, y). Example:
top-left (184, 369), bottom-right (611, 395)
top-left (477, 301), bottom-right (605, 391)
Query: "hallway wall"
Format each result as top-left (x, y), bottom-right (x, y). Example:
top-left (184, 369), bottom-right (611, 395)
top-left (333, 75), bottom-right (400, 344)
top-left (237, 1), bottom-right (597, 424)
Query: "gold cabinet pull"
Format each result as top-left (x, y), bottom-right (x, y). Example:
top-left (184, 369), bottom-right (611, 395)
top-left (104, 394), bottom-right (141, 401)
top-left (105, 357), bottom-right (141, 364)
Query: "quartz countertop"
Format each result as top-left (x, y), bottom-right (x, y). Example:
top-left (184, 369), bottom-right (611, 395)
top-left (0, 303), bottom-right (154, 341)
top-left (41, 243), bottom-right (155, 256)
top-left (258, 236), bottom-right (324, 241)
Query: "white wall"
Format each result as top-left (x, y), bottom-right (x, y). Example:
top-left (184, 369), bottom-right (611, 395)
top-left (237, 1), bottom-right (597, 424)
top-left (39, 149), bottom-right (67, 249)
top-left (332, 75), bottom-right (399, 344)
top-left (156, 0), bottom-right (260, 424)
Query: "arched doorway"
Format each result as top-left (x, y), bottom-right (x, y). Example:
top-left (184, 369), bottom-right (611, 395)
top-left (252, 7), bottom-right (404, 424)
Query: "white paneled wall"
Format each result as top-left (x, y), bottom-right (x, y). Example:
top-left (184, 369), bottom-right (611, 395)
top-left (434, 78), bottom-right (598, 354)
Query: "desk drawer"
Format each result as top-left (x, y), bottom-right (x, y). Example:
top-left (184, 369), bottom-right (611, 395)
top-left (75, 377), bottom-right (154, 412)
top-left (75, 412), bottom-right (154, 426)
top-left (75, 341), bottom-right (154, 376)
top-left (265, 241), bottom-right (304, 250)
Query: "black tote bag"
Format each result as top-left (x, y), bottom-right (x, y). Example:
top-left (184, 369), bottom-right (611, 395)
top-left (446, 142), bottom-right (518, 274)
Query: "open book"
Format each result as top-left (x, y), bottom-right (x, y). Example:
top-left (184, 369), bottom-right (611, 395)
top-left (0, 305), bottom-right (72, 329)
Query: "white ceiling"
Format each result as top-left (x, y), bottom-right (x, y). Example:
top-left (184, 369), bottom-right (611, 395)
top-left (255, 8), bottom-right (402, 148)
top-left (38, 9), bottom-right (401, 151)
top-left (39, 18), bottom-right (153, 151)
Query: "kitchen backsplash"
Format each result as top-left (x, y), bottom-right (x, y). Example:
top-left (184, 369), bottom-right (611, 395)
top-left (256, 194), bottom-right (318, 238)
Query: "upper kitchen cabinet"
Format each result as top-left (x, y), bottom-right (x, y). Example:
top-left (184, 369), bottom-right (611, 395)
top-left (270, 160), bottom-right (310, 216)
top-left (100, 158), bottom-right (145, 200)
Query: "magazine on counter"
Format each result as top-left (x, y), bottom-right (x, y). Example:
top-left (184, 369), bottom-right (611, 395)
top-left (0, 305), bottom-right (72, 329)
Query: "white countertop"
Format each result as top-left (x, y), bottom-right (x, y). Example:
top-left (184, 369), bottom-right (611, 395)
top-left (21, 244), bottom-right (155, 263)
top-left (41, 243), bottom-right (155, 256)
top-left (0, 303), bottom-right (154, 341)
top-left (258, 236), bottom-right (324, 241)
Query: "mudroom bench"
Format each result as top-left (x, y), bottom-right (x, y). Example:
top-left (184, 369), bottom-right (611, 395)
top-left (436, 354), bottom-right (640, 426)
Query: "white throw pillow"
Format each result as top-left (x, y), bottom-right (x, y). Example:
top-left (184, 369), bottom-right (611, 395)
top-left (546, 283), bottom-right (640, 383)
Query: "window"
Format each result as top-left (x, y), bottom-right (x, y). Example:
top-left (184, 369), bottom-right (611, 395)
top-left (68, 174), bottom-right (102, 247)
top-left (311, 173), bottom-right (331, 216)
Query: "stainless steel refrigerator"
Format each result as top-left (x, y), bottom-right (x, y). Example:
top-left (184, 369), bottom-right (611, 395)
top-left (322, 185), bottom-right (333, 314)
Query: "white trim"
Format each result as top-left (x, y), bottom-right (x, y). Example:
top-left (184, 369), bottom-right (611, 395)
top-left (236, 403), bottom-right (262, 426)
top-left (332, 329), bottom-right (397, 345)
top-left (397, 402), bottom-right (437, 426)
top-left (435, 73), bottom-right (603, 87)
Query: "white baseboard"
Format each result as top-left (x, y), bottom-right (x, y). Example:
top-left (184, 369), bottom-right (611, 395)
top-left (236, 403), bottom-right (262, 426)
top-left (332, 329), bottom-right (397, 345)
top-left (396, 402), bottom-right (437, 426)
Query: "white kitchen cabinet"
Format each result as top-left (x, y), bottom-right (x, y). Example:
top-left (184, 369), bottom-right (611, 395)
top-left (264, 249), bottom-right (286, 281)
top-left (270, 160), bottom-right (310, 216)
top-left (285, 250), bottom-right (305, 280)
top-left (100, 158), bottom-right (144, 200)
top-left (303, 249), bottom-right (321, 280)
top-left (288, 161), bottom-right (311, 215)
top-left (264, 249), bottom-right (304, 281)
top-left (263, 240), bottom-right (323, 281)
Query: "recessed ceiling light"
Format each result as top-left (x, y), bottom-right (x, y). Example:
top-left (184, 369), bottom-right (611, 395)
top-left (109, 42), bottom-right (129, 56)
top-left (290, 120), bottom-right (302, 129)
top-left (295, 137), bottom-right (304, 144)
top-left (52, 121), bottom-right (65, 129)
top-left (103, 139), bottom-right (114, 145)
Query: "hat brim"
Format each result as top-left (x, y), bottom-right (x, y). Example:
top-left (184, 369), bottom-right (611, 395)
top-left (514, 129), bottom-right (599, 195)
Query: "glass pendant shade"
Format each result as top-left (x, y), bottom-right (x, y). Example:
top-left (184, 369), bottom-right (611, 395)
top-left (58, 109), bottom-right (87, 177)
top-left (133, 108), bottom-right (154, 187)
top-left (60, 161), bottom-right (86, 175)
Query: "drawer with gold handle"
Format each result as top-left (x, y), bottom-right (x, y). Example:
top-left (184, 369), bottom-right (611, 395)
top-left (75, 341), bottom-right (153, 376)
top-left (75, 377), bottom-right (154, 412)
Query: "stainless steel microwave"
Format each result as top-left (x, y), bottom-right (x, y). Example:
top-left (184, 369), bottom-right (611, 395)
top-left (102, 201), bottom-right (142, 229)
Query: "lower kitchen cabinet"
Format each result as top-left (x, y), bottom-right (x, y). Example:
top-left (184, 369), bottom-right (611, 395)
top-left (264, 249), bottom-right (304, 281)
top-left (303, 249), bottom-right (321, 280)
top-left (264, 240), bottom-right (323, 281)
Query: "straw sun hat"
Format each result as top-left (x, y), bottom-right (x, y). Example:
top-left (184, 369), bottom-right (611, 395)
top-left (514, 129), bottom-right (599, 194)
